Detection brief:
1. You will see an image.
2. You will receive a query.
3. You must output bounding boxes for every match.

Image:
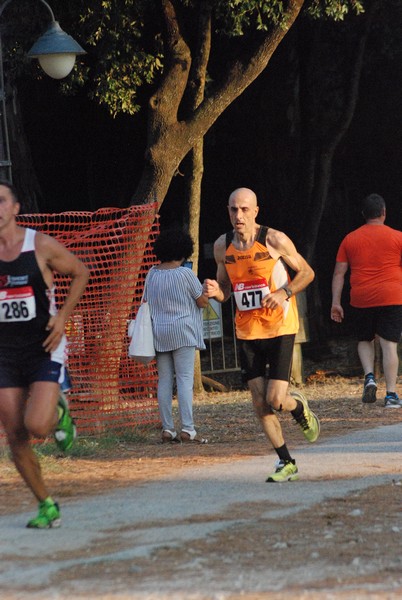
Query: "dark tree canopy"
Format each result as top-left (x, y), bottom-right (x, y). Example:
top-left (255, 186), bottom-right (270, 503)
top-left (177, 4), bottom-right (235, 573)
top-left (2, 0), bottom-right (400, 347)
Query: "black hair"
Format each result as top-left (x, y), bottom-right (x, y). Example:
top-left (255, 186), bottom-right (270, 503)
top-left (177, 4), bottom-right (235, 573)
top-left (362, 193), bottom-right (385, 220)
top-left (153, 227), bottom-right (194, 262)
top-left (0, 180), bottom-right (19, 203)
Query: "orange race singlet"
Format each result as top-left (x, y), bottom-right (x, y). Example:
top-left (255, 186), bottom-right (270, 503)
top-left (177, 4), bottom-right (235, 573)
top-left (225, 226), bottom-right (299, 340)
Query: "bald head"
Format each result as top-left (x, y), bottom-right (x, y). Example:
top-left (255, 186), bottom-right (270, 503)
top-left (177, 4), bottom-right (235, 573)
top-left (228, 188), bottom-right (258, 208)
top-left (227, 188), bottom-right (259, 236)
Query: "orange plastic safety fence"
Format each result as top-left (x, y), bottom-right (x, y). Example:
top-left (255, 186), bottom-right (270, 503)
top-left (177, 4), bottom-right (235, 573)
top-left (14, 204), bottom-right (160, 436)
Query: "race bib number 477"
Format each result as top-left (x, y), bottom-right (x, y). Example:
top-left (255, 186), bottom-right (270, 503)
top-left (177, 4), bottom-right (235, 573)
top-left (233, 278), bottom-right (270, 311)
top-left (0, 286), bottom-right (36, 322)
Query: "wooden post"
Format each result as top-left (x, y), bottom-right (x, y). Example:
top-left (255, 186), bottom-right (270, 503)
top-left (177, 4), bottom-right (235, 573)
top-left (291, 291), bottom-right (309, 384)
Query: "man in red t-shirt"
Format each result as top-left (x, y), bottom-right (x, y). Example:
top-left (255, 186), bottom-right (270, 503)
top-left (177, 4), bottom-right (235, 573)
top-left (331, 194), bottom-right (402, 407)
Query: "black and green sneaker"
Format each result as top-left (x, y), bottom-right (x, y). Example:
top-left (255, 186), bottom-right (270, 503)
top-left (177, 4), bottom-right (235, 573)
top-left (26, 497), bottom-right (61, 529)
top-left (291, 391), bottom-right (320, 443)
top-left (54, 392), bottom-right (76, 451)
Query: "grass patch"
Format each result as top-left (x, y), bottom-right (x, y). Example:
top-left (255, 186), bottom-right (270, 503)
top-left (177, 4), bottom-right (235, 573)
top-left (0, 426), bottom-right (154, 464)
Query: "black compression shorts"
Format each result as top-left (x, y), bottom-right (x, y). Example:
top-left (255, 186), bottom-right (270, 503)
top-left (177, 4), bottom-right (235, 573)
top-left (239, 334), bottom-right (296, 383)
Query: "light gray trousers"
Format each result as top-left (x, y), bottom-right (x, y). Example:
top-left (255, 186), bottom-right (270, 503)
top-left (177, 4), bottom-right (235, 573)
top-left (156, 346), bottom-right (196, 433)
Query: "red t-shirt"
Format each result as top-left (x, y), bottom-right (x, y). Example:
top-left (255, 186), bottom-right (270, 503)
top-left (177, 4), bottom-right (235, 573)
top-left (336, 224), bottom-right (402, 308)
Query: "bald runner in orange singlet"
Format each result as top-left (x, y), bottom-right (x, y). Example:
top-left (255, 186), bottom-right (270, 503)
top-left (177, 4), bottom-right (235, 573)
top-left (203, 187), bottom-right (320, 482)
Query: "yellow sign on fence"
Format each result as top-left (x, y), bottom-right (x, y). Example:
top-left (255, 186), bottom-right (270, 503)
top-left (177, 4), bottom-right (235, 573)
top-left (203, 299), bottom-right (222, 339)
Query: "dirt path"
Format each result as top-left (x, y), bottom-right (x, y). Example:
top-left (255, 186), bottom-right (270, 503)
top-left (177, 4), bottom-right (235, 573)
top-left (1, 423), bottom-right (402, 599)
top-left (1, 375), bottom-right (402, 598)
top-left (1, 374), bottom-right (401, 514)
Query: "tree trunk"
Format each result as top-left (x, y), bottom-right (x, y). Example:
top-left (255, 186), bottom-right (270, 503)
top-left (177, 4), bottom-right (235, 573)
top-left (298, 1), bottom-right (378, 262)
top-left (131, 0), bottom-right (305, 207)
top-left (188, 140), bottom-right (205, 394)
top-left (295, 3), bottom-right (378, 345)
top-left (184, 3), bottom-right (211, 395)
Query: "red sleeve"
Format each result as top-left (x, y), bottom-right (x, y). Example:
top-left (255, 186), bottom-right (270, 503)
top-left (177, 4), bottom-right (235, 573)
top-left (336, 238), bottom-right (348, 263)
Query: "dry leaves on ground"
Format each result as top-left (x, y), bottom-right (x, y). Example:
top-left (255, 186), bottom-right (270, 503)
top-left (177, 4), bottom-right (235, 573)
top-left (0, 373), bottom-right (401, 516)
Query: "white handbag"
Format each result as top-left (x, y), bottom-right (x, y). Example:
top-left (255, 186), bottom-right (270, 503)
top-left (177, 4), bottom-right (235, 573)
top-left (128, 278), bottom-right (155, 364)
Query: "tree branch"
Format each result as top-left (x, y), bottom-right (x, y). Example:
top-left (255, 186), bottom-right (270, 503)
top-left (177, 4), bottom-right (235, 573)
top-left (149, 0), bottom-right (192, 124)
top-left (326, 0), bottom-right (379, 151)
top-left (183, 1), bottom-right (212, 114)
top-left (187, 0), bottom-right (305, 136)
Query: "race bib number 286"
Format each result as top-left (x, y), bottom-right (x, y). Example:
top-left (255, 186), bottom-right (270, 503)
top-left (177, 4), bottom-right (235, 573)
top-left (233, 278), bottom-right (270, 311)
top-left (0, 286), bottom-right (36, 322)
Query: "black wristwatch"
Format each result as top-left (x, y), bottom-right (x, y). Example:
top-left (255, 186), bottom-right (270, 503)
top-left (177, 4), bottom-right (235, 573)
top-left (283, 286), bottom-right (293, 301)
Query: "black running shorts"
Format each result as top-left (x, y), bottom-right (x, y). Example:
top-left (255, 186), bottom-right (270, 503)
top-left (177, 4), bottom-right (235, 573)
top-left (239, 334), bottom-right (296, 383)
top-left (0, 345), bottom-right (62, 388)
top-left (350, 305), bottom-right (402, 343)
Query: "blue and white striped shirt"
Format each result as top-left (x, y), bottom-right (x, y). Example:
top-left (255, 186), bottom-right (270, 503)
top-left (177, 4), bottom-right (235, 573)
top-left (145, 266), bottom-right (206, 352)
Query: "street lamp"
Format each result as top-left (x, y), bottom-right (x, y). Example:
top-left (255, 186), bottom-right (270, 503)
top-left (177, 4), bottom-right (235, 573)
top-left (0, 0), bottom-right (86, 180)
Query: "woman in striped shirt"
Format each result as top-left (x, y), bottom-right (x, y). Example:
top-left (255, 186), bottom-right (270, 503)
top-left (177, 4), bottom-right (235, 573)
top-left (146, 228), bottom-right (209, 443)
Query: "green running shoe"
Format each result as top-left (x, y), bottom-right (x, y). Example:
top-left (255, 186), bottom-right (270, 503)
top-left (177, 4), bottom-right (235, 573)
top-left (26, 497), bottom-right (61, 529)
top-left (291, 391), bottom-right (320, 443)
top-left (266, 460), bottom-right (299, 482)
top-left (54, 392), bottom-right (76, 451)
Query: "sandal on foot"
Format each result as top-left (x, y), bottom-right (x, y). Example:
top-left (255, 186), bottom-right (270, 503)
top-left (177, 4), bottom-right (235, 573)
top-left (161, 430), bottom-right (180, 444)
top-left (180, 430), bottom-right (208, 444)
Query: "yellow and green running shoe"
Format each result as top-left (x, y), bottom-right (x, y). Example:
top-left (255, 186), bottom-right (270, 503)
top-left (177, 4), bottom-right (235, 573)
top-left (291, 391), bottom-right (320, 443)
top-left (266, 460), bottom-right (299, 482)
top-left (26, 497), bottom-right (61, 529)
top-left (54, 392), bottom-right (76, 451)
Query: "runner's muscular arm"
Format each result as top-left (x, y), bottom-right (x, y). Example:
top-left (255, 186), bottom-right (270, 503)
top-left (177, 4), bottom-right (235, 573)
top-left (36, 233), bottom-right (89, 352)
top-left (203, 234), bottom-right (232, 303)
top-left (261, 229), bottom-right (315, 309)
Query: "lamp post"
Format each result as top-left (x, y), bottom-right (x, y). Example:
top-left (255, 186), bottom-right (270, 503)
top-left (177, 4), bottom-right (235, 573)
top-left (0, 0), bottom-right (86, 181)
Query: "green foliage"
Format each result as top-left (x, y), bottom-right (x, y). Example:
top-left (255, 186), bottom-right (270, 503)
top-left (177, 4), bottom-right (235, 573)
top-left (3, 0), bottom-right (367, 116)
top-left (89, 53), bottom-right (162, 116)
top-left (214, 1), bottom-right (289, 35)
top-left (72, 0), bottom-right (163, 116)
top-left (58, 0), bottom-right (367, 116)
top-left (307, 0), bottom-right (365, 20)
